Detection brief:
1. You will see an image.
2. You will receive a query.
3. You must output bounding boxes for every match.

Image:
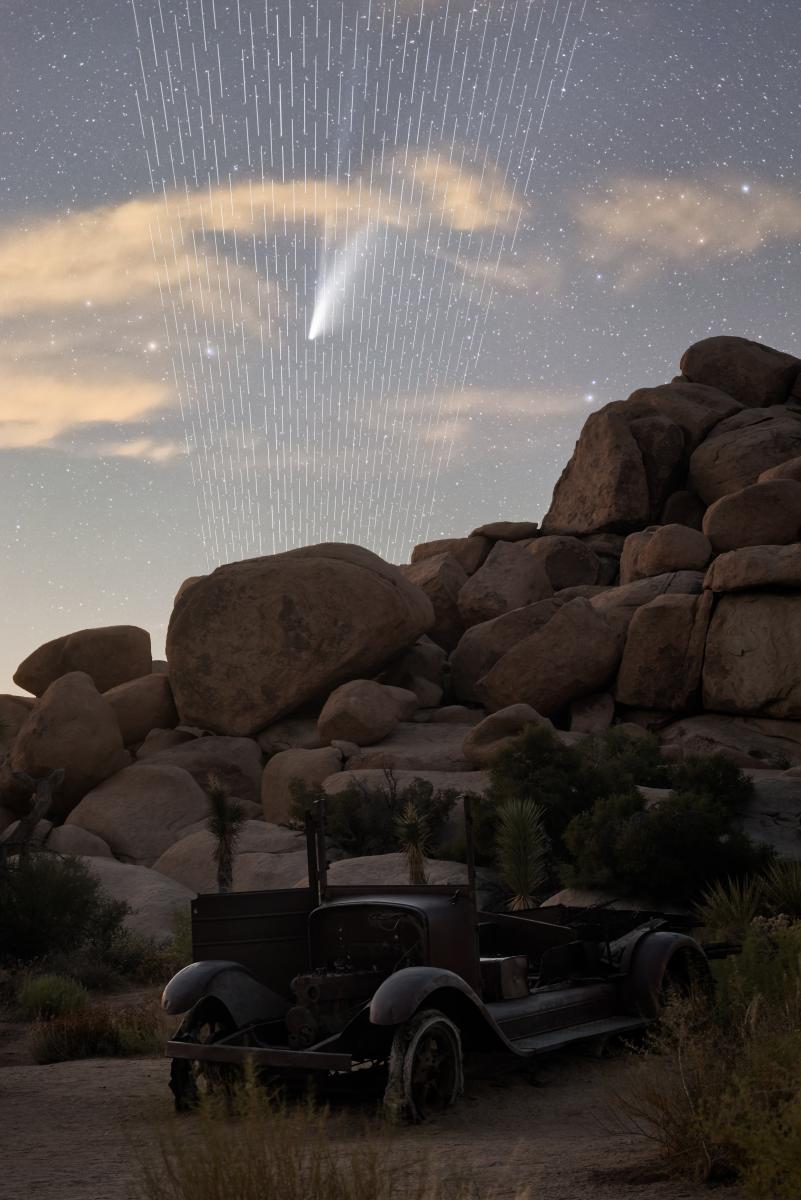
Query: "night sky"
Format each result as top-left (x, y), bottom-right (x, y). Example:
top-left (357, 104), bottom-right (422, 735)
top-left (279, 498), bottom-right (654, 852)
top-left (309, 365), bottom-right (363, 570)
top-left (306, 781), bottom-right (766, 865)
top-left (2, 0), bottom-right (800, 693)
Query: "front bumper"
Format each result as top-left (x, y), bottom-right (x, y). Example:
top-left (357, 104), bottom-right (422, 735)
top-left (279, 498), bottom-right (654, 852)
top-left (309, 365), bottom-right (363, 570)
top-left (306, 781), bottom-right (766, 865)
top-left (165, 1037), bottom-right (353, 1072)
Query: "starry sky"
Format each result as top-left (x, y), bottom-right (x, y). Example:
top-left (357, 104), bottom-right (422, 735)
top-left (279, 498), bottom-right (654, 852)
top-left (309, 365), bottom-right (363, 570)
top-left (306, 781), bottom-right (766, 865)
top-left (2, 0), bottom-right (800, 694)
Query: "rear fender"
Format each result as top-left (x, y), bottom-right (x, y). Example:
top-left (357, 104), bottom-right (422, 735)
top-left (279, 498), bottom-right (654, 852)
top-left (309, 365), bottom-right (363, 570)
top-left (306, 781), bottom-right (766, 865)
top-left (619, 932), bottom-right (710, 1018)
top-left (162, 960), bottom-right (288, 1026)
top-left (369, 967), bottom-right (509, 1052)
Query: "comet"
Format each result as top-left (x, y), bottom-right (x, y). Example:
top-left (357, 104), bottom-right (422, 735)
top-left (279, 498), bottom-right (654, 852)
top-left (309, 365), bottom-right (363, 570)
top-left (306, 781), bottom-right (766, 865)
top-left (308, 228), bottom-right (373, 341)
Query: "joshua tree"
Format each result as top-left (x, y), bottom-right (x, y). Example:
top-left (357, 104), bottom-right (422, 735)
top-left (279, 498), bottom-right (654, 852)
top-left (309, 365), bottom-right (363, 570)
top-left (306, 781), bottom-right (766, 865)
top-left (395, 800), bottom-right (431, 885)
top-left (496, 797), bottom-right (549, 912)
top-left (6, 768), bottom-right (65, 860)
top-left (205, 772), bottom-right (245, 893)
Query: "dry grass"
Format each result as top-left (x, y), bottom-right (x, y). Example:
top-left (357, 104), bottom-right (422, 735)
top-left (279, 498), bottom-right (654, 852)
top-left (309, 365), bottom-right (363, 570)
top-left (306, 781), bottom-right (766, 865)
top-left (32, 998), bottom-right (165, 1064)
top-left (136, 1074), bottom-right (529, 1200)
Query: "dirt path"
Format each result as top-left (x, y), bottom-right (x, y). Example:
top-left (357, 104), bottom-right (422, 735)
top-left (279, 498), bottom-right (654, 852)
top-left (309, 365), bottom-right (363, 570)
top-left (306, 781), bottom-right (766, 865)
top-left (0, 1042), bottom-right (739, 1200)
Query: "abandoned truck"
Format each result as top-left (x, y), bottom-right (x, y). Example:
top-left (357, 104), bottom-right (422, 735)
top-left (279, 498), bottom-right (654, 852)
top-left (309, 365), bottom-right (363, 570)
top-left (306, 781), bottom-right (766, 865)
top-left (162, 802), bottom-right (721, 1121)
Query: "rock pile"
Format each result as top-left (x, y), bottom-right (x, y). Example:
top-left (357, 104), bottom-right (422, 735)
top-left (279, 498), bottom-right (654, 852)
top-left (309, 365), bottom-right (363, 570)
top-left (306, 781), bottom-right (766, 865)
top-left (5, 334), bottom-right (801, 935)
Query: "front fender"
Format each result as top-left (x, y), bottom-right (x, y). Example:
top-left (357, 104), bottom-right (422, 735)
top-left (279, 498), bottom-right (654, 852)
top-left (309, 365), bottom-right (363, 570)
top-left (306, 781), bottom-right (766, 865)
top-left (619, 932), bottom-right (710, 1018)
top-left (162, 960), bottom-right (288, 1027)
top-left (370, 967), bottom-right (481, 1026)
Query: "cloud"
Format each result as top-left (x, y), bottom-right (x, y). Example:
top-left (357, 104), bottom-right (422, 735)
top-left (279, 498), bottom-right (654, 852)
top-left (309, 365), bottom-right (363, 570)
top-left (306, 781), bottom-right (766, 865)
top-left (95, 436), bottom-right (186, 464)
top-left (575, 176), bottom-right (801, 282)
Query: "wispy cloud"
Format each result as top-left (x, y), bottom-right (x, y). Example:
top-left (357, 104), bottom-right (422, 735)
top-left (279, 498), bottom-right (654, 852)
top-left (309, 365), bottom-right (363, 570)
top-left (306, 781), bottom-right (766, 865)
top-left (575, 176), bottom-right (801, 283)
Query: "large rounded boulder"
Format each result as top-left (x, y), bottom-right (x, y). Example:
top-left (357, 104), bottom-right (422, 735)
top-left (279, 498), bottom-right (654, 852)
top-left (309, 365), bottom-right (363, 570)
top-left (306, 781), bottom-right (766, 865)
top-left (166, 544), bottom-right (434, 735)
top-left (13, 626), bottom-right (152, 697)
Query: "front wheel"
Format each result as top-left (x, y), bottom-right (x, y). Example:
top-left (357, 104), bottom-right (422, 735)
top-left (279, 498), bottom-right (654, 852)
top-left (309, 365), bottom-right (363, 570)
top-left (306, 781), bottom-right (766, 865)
top-left (169, 1000), bottom-right (238, 1112)
top-left (383, 1008), bottom-right (463, 1123)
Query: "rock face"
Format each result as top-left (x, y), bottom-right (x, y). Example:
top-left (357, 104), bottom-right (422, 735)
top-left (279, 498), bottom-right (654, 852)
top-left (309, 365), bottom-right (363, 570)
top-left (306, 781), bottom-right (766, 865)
top-left (589, 571), bottom-right (705, 636)
top-left (400, 554), bottom-right (467, 650)
top-left (152, 821), bottom-right (308, 893)
top-left (166, 544), bottom-right (434, 736)
top-left (10, 674), bottom-right (130, 820)
top-left (104, 674), bottom-right (178, 746)
top-left (344, 723), bottom-right (474, 773)
top-left (79, 856), bottom-right (194, 945)
top-left (543, 409), bottom-right (651, 535)
top-left (479, 599), bottom-right (625, 717)
top-left (703, 594), bottom-right (801, 719)
top-left (705, 544), bottom-right (801, 592)
top-left (0, 694), bottom-right (34, 754)
top-left (660, 715), bottom-right (801, 770)
top-left (621, 525), bottom-right (712, 584)
top-left (14, 626), bottom-right (152, 697)
top-left (261, 746), bottom-right (344, 823)
top-left (457, 541), bottom-right (552, 627)
top-left (317, 680), bottom-right (418, 746)
top-left (735, 776), bottom-right (801, 861)
top-left (462, 705), bottom-right (553, 767)
top-left (449, 597), bottom-right (563, 702)
top-left (138, 736), bottom-right (264, 806)
top-left (526, 536), bottom-right (602, 590)
top-left (410, 535), bottom-right (491, 575)
top-left (300, 852), bottom-right (469, 888)
top-left (66, 762), bottom-right (211, 865)
top-left (616, 593), bottom-right (713, 712)
top-left (680, 335), bottom-right (801, 408)
top-left (702, 479), bottom-right (801, 553)
top-left (689, 407), bottom-right (801, 503)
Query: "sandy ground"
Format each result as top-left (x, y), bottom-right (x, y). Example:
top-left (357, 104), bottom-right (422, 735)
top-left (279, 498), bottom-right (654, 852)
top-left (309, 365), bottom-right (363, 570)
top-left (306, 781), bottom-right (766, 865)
top-left (0, 1016), bottom-right (740, 1200)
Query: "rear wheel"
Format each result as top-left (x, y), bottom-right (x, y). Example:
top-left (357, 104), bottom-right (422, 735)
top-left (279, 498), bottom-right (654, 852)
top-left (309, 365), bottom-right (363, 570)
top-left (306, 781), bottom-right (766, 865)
top-left (383, 1008), bottom-right (463, 1123)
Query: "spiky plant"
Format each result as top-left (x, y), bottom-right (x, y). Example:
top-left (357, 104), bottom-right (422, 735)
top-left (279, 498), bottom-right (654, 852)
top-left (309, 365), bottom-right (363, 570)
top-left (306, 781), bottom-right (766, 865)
top-left (764, 859), bottom-right (801, 919)
top-left (695, 876), bottom-right (765, 939)
top-left (395, 800), bottom-right (431, 885)
top-left (496, 798), bottom-right (549, 912)
top-left (205, 773), bottom-right (245, 894)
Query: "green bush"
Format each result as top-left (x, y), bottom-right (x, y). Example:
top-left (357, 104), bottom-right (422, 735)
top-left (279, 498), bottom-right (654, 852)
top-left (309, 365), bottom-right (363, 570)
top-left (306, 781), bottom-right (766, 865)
top-left (0, 853), bottom-right (129, 964)
top-left (16, 973), bottom-right (89, 1021)
top-left (486, 725), bottom-right (590, 850)
top-left (290, 775), bottom-right (456, 858)
top-left (31, 1001), bottom-right (163, 1064)
top-left (670, 754), bottom-right (753, 813)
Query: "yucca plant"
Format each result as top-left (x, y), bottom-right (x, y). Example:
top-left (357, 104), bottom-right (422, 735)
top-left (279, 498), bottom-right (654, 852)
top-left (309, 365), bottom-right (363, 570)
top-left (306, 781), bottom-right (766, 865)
top-left (395, 801), bottom-right (431, 885)
top-left (764, 859), bottom-right (801, 919)
top-left (205, 773), bottom-right (245, 894)
top-left (496, 798), bottom-right (549, 912)
top-left (694, 875), bottom-right (765, 938)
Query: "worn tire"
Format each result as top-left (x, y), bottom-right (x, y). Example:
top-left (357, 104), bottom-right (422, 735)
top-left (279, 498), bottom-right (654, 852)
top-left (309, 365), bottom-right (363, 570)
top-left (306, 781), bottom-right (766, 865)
top-left (383, 1008), bottom-right (463, 1123)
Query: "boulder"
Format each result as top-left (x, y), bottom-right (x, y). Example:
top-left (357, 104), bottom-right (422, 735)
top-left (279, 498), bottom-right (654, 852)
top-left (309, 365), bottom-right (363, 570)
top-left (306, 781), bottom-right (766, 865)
top-left (759, 455), bottom-right (801, 484)
top-left (427, 706), bottom-right (485, 725)
top-left (66, 762), bottom-right (211, 865)
top-left (174, 575), bottom-right (204, 604)
top-left (703, 593), bottom-right (801, 718)
top-left (627, 413), bottom-right (685, 515)
top-left (589, 571), bottom-right (705, 636)
top-left (620, 526), bottom-right (711, 585)
top-left (525, 536), bottom-right (602, 590)
top-left (136, 736), bottom-right (263, 806)
top-left (47, 824), bottom-right (113, 857)
top-left (103, 674), bottom-right (178, 746)
top-left (323, 768), bottom-right (490, 800)
top-left (78, 856), bottom-right (194, 945)
top-left (380, 637), bottom-right (447, 695)
top-left (680, 335), bottom-right (801, 408)
top-left (297, 852), bottom-right (469, 888)
top-left (620, 381), bottom-right (742, 449)
top-left (615, 592), bottom-right (713, 712)
top-left (410, 536), bottom-right (491, 575)
top-left (257, 716), bottom-right (323, 755)
top-left (152, 820), bottom-right (308, 893)
top-left (579, 533), bottom-right (624, 585)
top-left (542, 408), bottom-right (650, 535)
top-left (136, 728), bottom-right (200, 758)
top-left (457, 541), bottom-right (552, 628)
top-left (660, 715), bottom-right (801, 770)
top-left (400, 554), bottom-right (467, 650)
top-left (660, 489), bottom-right (706, 530)
top-left (688, 407), bottom-right (801, 503)
top-left (462, 705), bottom-right (553, 767)
top-left (317, 680), bottom-right (418, 746)
top-left (469, 520), bottom-right (540, 541)
top-left (14, 626), bottom-right (152, 697)
top-left (569, 693), bottom-right (615, 734)
top-left (619, 530), bottom-right (653, 586)
top-left (165, 544), bottom-right (434, 735)
top-left (449, 598), bottom-right (564, 702)
top-left (479, 599), bottom-right (625, 718)
top-left (702, 479), bottom-right (801, 553)
top-left (735, 776), bottom-right (801, 861)
top-left (705, 544), bottom-right (801, 593)
top-left (0, 694), bottom-right (34, 753)
top-left (10, 673), bottom-right (129, 820)
top-left (345, 723), bottom-right (475, 773)
top-left (1, 818), bottom-right (52, 848)
top-left (261, 746), bottom-right (344, 823)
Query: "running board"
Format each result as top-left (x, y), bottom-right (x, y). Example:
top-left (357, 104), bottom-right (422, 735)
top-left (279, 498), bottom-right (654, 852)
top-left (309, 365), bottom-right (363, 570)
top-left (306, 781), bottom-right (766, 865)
top-left (510, 1015), bottom-right (648, 1055)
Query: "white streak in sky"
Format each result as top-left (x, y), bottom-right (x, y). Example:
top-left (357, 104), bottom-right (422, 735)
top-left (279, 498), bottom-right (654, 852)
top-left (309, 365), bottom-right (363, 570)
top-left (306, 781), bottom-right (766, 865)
top-left (308, 226), bottom-right (373, 340)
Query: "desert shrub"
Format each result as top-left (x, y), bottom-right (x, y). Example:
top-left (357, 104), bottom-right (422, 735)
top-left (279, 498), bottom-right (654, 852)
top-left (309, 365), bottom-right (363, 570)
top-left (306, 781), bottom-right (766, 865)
top-left (0, 852), bottom-right (129, 964)
top-left (669, 754), bottom-right (753, 813)
top-left (495, 798), bottom-right (549, 911)
top-left (486, 725), bottom-right (590, 849)
top-left (576, 726), bottom-right (668, 791)
top-left (290, 775), bottom-right (456, 858)
top-left (565, 790), bottom-right (772, 904)
top-left (764, 859), bottom-right (801, 918)
top-left (694, 876), bottom-right (766, 939)
top-left (16, 973), bottom-right (89, 1021)
top-left (624, 921), bottom-right (801, 1196)
top-left (31, 1000), bottom-right (163, 1064)
top-left (137, 1075), bottom-right (525, 1200)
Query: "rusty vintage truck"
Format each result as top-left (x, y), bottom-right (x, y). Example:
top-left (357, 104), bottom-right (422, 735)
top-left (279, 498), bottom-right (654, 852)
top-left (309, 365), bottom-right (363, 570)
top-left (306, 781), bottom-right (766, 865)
top-left (162, 802), bottom-right (722, 1121)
